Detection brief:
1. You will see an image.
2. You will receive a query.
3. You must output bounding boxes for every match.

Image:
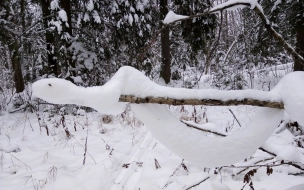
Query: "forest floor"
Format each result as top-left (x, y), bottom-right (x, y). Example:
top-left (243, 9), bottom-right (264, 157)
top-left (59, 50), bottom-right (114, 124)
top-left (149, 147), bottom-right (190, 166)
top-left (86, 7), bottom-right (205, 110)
top-left (0, 104), bottom-right (303, 190)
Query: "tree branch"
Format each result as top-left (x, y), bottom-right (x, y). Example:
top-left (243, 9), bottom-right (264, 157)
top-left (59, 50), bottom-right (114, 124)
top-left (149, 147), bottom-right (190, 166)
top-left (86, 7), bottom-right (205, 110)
top-left (137, 1), bottom-right (304, 66)
top-left (119, 95), bottom-right (284, 109)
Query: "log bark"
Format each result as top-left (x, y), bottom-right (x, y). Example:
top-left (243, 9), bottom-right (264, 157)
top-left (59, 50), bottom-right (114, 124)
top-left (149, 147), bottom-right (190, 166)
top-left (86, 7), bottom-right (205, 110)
top-left (119, 95), bottom-right (284, 109)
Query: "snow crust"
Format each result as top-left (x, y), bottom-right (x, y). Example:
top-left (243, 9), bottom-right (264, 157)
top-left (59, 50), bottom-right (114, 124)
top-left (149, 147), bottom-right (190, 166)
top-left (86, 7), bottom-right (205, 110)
top-left (163, 11), bottom-right (188, 24)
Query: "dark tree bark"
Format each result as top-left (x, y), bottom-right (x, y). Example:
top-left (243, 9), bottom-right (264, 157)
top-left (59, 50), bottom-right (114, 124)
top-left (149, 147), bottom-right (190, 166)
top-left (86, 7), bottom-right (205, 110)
top-left (294, 3), bottom-right (304, 71)
top-left (9, 41), bottom-right (25, 93)
top-left (0, 1), bottom-right (24, 92)
top-left (41, 0), bottom-right (60, 76)
top-left (60, 0), bottom-right (76, 77)
top-left (160, 0), bottom-right (171, 84)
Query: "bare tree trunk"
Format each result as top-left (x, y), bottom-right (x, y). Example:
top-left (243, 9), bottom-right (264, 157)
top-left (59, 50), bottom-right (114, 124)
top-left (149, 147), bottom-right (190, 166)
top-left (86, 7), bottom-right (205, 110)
top-left (41, 0), bottom-right (60, 76)
top-left (294, 3), bottom-right (304, 71)
top-left (1, 1), bottom-right (24, 92)
top-left (9, 41), bottom-right (25, 93)
top-left (160, 0), bottom-right (171, 84)
top-left (60, 0), bottom-right (75, 78)
top-left (204, 11), bottom-right (223, 74)
top-left (21, 0), bottom-right (30, 82)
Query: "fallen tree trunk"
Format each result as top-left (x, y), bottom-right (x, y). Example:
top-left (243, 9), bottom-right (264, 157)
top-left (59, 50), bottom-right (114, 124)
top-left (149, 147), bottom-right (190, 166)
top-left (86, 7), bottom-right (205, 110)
top-left (119, 95), bottom-right (284, 109)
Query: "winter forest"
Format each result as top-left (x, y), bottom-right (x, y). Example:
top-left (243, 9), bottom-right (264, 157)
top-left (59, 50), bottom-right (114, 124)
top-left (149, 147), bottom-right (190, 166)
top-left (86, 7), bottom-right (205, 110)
top-left (1, 0), bottom-right (304, 189)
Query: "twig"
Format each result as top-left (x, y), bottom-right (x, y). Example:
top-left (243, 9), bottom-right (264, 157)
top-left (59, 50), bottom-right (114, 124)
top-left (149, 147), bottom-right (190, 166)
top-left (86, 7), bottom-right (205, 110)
top-left (9, 154), bottom-right (32, 170)
top-left (181, 120), bottom-right (226, 137)
top-left (228, 108), bottom-right (242, 128)
top-left (184, 176), bottom-right (210, 190)
top-left (223, 161), bottom-right (304, 172)
top-left (83, 128), bottom-right (88, 165)
top-left (258, 147), bottom-right (276, 157)
top-left (71, 136), bottom-right (97, 164)
top-left (182, 120), bottom-right (280, 157)
top-left (235, 157), bottom-right (274, 175)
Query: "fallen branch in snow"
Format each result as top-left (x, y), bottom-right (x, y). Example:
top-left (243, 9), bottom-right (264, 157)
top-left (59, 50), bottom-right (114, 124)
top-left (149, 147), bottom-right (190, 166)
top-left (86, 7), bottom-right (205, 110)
top-left (258, 147), bottom-right (276, 157)
top-left (182, 121), bottom-right (278, 158)
top-left (225, 160), bottom-right (304, 172)
top-left (228, 108), bottom-right (242, 128)
top-left (184, 176), bottom-right (210, 190)
top-left (181, 120), bottom-right (226, 137)
top-left (235, 157), bottom-right (275, 176)
top-left (119, 95), bottom-right (284, 109)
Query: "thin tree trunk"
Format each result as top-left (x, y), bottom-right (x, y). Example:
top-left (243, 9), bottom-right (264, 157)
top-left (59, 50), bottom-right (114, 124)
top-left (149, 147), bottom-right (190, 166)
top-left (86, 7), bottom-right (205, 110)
top-left (160, 0), bottom-right (171, 83)
top-left (9, 41), bottom-right (25, 93)
top-left (1, 1), bottom-right (24, 92)
top-left (294, 3), bottom-right (304, 71)
top-left (41, 0), bottom-right (60, 76)
top-left (60, 0), bottom-right (75, 77)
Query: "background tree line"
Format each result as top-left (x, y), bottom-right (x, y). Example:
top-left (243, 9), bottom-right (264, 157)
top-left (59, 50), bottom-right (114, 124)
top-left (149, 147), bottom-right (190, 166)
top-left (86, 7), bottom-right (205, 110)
top-left (0, 0), bottom-right (303, 95)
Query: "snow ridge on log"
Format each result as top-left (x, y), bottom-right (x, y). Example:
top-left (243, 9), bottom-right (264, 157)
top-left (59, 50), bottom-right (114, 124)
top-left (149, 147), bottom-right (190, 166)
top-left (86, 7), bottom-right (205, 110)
top-left (119, 95), bottom-right (284, 109)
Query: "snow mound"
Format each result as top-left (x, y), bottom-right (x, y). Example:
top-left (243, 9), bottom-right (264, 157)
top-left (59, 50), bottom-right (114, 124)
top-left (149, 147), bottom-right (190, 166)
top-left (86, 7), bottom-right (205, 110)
top-left (274, 71), bottom-right (304, 126)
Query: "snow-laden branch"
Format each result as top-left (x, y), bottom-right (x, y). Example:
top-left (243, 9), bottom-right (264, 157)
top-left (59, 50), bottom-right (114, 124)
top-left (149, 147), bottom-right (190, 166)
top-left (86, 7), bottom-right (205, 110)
top-left (32, 66), bottom-right (304, 168)
top-left (32, 66), bottom-right (304, 126)
top-left (33, 66), bottom-right (283, 112)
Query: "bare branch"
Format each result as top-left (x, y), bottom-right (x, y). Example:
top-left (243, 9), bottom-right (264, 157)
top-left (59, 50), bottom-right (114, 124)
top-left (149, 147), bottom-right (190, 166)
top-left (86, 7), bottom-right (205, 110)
top-left (184, 176), bottom-right (210, 190)
top-left (119, 95), bottom-right (284, 109)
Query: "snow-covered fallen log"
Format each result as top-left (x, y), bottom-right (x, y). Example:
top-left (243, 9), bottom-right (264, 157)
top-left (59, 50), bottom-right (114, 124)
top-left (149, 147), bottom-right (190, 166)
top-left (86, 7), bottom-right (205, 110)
top-left (32, 66), bottom-right (304, 168)
top-left (32, 66), bottom-right (284, 111)
top-left (32, 66), bottom-right (304, 125)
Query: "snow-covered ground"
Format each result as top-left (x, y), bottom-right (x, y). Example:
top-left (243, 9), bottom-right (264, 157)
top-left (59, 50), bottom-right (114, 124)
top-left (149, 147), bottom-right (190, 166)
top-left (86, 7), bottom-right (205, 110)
top-left (0, 105), bottom-right (303, 190)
